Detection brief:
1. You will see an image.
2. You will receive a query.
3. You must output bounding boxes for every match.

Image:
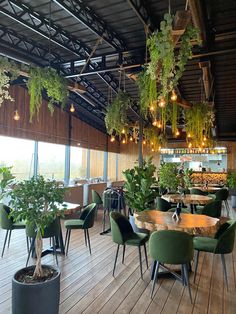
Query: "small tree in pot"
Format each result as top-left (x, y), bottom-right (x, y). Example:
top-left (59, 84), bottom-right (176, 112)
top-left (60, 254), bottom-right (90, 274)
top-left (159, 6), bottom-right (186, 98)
top-left (158, 163), bottom-right (180, 193)
top-left (9, 175), bottom-right (66, 314)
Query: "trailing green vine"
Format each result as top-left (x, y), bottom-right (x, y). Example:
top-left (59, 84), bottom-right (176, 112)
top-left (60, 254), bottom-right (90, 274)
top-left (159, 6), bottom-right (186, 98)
top-left (144, 126), bottom-right (167, 151)
top-left (105, 91), bottom-right (130, 137)
top-left (27, 67), bottom-right (68, 121)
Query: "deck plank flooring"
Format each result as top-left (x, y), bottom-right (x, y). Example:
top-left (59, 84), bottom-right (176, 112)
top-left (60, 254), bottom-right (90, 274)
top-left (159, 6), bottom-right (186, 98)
top-left (0, 204), bottom-right (235, 314)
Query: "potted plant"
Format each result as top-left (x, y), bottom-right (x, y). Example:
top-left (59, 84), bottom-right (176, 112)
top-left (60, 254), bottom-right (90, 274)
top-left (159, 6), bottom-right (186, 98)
top-left (227, 171), bottom-right (236, 208)
top-left (9, 175), bottom-right (67, 314)
top-left (158, 163), bottom-right (180, 193)
top-left (123, 158), bottom-right (158, 232)
top-left (0, 166), bottom-right (15, 200)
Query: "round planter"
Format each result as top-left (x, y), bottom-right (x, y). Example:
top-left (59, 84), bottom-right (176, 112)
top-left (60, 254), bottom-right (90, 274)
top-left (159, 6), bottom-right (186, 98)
top-left (12, 265), bottom-right (60, 314)
top-left (129, 214), bottom-right (149, 235)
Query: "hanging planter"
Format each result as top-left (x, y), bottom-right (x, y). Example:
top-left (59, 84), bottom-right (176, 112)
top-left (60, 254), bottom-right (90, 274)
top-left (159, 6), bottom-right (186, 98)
top-left (0, 57), bottom-right (20, 107)
top-left (144, 126), bottom-right (167, 152)
top-left (27, 67), bottom-right (68, 121)
top-left (105, 90), bottom-right (131, 138)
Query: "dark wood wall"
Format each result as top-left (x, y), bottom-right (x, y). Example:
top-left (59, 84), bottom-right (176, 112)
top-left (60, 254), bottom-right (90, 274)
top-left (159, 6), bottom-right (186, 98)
top-left (0, 86), bottom-right (120, 153)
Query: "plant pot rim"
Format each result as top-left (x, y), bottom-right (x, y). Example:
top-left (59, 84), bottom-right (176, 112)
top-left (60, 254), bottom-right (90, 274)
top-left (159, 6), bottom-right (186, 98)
top-left (12, 265), bottom-right (60, 286)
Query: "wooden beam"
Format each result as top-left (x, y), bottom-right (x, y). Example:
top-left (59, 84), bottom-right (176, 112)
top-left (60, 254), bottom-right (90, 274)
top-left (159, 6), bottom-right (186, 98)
top-left (199, 61), bottom-right (212, 100)
top-left (172, 10), bottom-right (191, 45)
top-left (188, 0), bottom-right (207, 43)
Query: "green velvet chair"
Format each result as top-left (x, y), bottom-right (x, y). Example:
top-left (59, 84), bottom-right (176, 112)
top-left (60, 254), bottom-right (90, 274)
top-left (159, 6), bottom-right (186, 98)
top-left (64, 203), bottom-right (96, 255)
top-left (195, 200), bottom-right (222, 218)
top-left (110, 211), bottom-right (149, 278)
top-left (214, 189), bottom-right (230, 215)
top-left (193, 220), bottom-right (236, 289)
top-left (0, 204), bottom-right (26, 258)
top-left (149, 230), bottom-right (194, 301)
top-left (156, 197), bottom-right (172, 212)
top-left (92, 189), bottom-right (103, 219)
top-left (26, 218), bottom-right (61, 266)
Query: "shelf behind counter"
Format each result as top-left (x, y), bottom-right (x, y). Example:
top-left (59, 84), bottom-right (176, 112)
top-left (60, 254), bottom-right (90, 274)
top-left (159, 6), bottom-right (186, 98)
top-left (190, 171), bottom-right (227, 185)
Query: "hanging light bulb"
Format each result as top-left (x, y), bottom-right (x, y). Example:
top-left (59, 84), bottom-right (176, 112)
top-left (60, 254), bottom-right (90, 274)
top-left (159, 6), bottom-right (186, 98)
top-left (187, 133), bottom-right (191, 138)
top-left (202, 142), bottom-right (205, 147)
top-left (143, 140), bottom-right (146, 145)
top-left (203, 136), bottom-right (207, 142)
top-left (121, 128), bottom-right (125, 134)
top-left (122, 139), bottom-right (126, 144)
top-left (151, 148), bottom-right (154, 152)
top-left (152, 119), bottom-right (157, 127)
top-left (171, 90), bottom-right (177, 102)
top-left (158, 97), bottom-right (166, 108)
top-left (70, 103), bottom-right (75, 113)
top-left (150, 105), bottom-right (154, 112)
top-left (157, 121), bottom-right (162, 129)
top-left (110, 136), bottom-right (115, 142)
top-left (199, 147), bottom-right (202, 152)
top-left (175, 129), bottom-right (180, 136)
top-left (13, 110), bottom-right (20, 121)
top-left (151, 142), bottom-right (154, 145)
top-left (188, 142), bottom-right (192, 148)
top-left (129, 136), bottom-right (133, 142)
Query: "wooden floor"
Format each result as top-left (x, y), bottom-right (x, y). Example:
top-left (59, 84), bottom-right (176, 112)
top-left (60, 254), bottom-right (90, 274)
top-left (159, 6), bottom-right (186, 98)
top-left (0, 204), bottom-right (236, 314)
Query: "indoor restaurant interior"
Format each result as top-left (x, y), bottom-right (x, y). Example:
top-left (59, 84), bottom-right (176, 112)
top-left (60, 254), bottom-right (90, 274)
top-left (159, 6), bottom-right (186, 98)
top-left (0, 0), bottom-right (236, 313)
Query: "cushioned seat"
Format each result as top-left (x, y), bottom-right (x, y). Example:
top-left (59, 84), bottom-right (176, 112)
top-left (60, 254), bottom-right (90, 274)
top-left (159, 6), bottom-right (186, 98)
top-left (124, 232), bottom-right (149, 246)
top-left (64, 219), bottom-right (84, 228)
top-left (193, 237), bottom-right (217, 252)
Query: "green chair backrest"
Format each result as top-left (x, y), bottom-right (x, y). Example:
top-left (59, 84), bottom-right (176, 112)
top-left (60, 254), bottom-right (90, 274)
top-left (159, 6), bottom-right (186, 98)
top-left (149, 230), bottom-right (194, 264)
top-left (80, 203), bottom-right (97, 229)
top-left (202, 200), bottom-right (222, 218)
top-left (214, 220), bottom-right (236, 254)
top-left (190, 188), bottom-right (207, 196)
top-left (0, 204), bottom-right (13, 230)
top-left (110, 211), bottom-right (133, 245)
top-left (215, 189), bottom-right (229, 201)
top-left (156, 197), bottom-right (171, 212)
top-left (92, 190), bottom-right (103, 205)
top-left (26, 217), bottom-right (60, 238)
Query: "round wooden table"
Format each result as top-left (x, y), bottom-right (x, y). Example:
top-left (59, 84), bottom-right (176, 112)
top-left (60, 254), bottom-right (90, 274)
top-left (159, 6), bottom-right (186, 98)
top-left (162, 194), bottom-right (212, 205)
top-left (190, 186), bottom-right (221, 193)
top-left (134, 210), bottom-right (220, 236)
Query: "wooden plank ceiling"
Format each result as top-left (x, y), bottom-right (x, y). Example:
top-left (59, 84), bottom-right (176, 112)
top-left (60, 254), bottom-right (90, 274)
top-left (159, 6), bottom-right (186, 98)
top-left (0, 0), bottom-right (236, 140)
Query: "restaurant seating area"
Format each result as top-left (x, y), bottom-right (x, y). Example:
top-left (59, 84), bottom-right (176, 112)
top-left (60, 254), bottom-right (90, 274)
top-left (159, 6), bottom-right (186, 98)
top-left (1, 0), bottom-right (236, 313)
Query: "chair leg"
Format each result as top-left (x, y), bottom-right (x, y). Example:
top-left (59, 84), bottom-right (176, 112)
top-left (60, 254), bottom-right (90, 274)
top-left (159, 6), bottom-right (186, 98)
top-left (138, 245), bottom-right (143, 279)
top-left (26, 236), bottom-right (29, 253)
top-left (225, 200), bottom-right (230, 216)
top-left (103, 209), bottom-right (106, 232)
top-left (113, 245), bottom-right (120, 277)
top-left (184, 263), bottom-right (193, 303)
top-left (52, 237), bottom-right (58, 266)
top-left (181, 264), bottom-right (186, 286)
top-left (84, 229), bottom-right (87, 247)
top-left (65, 229), bottom-right (68, 250)
top-left (26, 238), bottom-right (35, 267)
top-left (151, 261), bottom-right (159, 299)
top-left (1, 230), bottom-right (9, 258)
top-left (7, 230), bottom-right (12, 248)
top-left (144, 243), bottom-right (148, 269)
top-left (122, 245), bottom-right (126, 264)
top-left (194, 250), bottom-right (200, 283)
top-left (66, 230), bottom-right (71, 255)
top-left (221, 254), bottom-right (228, 290)
top-left (86, 229), bottom-right (92, 254)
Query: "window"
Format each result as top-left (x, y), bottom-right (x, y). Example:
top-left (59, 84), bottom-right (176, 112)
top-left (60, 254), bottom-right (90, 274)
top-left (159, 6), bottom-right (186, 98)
top-left (38, 142), bottom-right (65, 180)
top-left (0, 135), bottom-right (34, 180)
top-left (90, 149), bottom-right (104, 178)
top-left (108, 152), bottom-right (117, 181)
top-left (70, 146), bottom-right (87, 179)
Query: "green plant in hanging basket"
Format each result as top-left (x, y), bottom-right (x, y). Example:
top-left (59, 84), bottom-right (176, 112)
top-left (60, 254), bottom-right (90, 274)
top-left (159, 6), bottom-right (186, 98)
top-left (27, 67), bottom-right (68, 121)
top-left (144, 126), bottom-right (167, 151)
top-left (0, 57), bottom-right (20, 107)
top-left (105, 91), bottom-right (130, 137)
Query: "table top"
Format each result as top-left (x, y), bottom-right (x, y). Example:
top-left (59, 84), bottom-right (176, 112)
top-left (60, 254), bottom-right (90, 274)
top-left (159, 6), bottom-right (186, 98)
top-left (190, 186), bottom-right (221, 192)
top-left (134, 210), bottom-right (220, 236)
top-left (162, 194), bottom-right (212, 205)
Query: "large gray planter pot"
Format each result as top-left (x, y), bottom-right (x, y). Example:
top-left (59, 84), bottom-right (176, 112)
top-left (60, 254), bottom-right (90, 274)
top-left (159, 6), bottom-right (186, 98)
top-left (12, 265), bottom-right (60, 314)
top-left (231, 195), bottom-right (236, 209)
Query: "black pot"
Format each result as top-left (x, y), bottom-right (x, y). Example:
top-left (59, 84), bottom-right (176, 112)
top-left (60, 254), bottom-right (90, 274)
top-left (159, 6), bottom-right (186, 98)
top-left (12, 265), bottom-right (60, 314)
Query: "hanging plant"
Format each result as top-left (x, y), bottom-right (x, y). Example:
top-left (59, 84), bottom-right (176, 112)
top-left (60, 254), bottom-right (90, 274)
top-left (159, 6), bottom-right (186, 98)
top-left (105, 91), bottom-right (131, 137)
top-left (0, 57), bottom-right (20, 106)
top-left (27, 67), bottom-right (68, 121)
top-left (144, 126), bottom-right (167, 151)
top-left (185, 102), bottom-right (215, 147)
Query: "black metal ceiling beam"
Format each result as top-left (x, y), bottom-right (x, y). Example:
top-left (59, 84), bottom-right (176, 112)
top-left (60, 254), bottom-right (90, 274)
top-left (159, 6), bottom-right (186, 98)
top-left (53, 0), bottom-right (126, 51)
top-left (126, 0), bottom-right (154, 32)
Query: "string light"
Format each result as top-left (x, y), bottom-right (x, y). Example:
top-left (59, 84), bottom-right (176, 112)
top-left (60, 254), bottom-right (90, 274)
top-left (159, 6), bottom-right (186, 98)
top-left (129, 136), bottom-right (133, 142)
top-left (70, 103), bottom-right (75, 113)
top-left (203, 136), bottom-right (207, 141)
top-left (175, 129), bottom-right (180, 136)
top-left (202, 142), bottom-right (205, 146)
top-left (150, 105), bottom-right (154, 111)
top-left (152, 119), bottom-right (157, 127)
top-left (188, 142), bottom-right (192, 148)
top-left (121, 128), bottom-right (125, 134)
top-left (157, 121), bottom-right (162, 129)
top-left (171, 90), bottom-right (177, 102)
top-left (13, 110), bottom-right (20, 121)
top-left (122, 139), bottom-right (126, 144)
top-left (151, 148), bottom-right (154, 152)
top-left (110, 136), bottom-right (115, 142)
top-left (143, 140), bottom-right (146, 145)
top-left (187, 133), bottom-right (191, 138)
top-left (158, 97), bottom-right (166, 108)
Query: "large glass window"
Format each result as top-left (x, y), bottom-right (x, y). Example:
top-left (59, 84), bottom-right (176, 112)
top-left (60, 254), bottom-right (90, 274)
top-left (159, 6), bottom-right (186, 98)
top-left (70, 146), bottom-right (87, 179)
top-left (0, 135), bottom-right (34, 180)
top-left (38, 142), bottom-right (65, 180)
top-left (90, 149), bottom-right (104, 178)
top-left (108, 152), bottom-right (117, 182)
